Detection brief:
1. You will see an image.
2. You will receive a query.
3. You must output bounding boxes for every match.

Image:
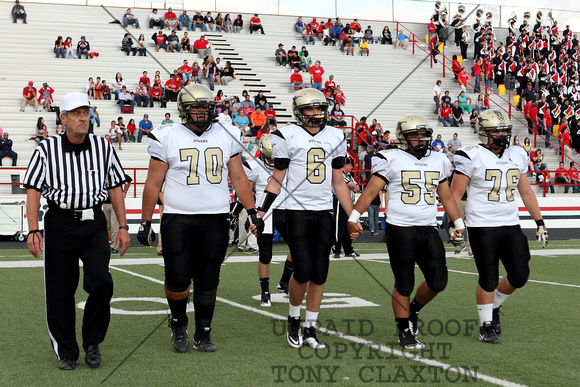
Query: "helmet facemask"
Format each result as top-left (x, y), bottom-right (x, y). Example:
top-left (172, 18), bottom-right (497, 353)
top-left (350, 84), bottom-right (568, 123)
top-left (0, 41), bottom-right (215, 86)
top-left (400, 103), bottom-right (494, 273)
top-left (402, 126), bottom-right (433, 157)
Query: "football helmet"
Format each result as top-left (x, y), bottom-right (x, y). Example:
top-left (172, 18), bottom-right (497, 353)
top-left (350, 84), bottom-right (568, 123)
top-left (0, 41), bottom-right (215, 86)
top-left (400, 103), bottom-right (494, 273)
top-left (259, 134), bottom-right (274, 168)
top-left (293, 88), bottom-right (328, 129)
top-left (177, 84), bottom-right (217, 132)
top-left (477, 110), bottom-right (512, 149)
top-left (396, 115), bottom-right (433, 156)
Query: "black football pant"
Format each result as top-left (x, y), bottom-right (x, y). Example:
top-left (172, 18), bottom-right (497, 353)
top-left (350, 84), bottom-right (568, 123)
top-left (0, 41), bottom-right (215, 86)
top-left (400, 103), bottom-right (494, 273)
top-left (44, 209), bottom-right (112, 361)
top-left (332, 196), bottom-right (354, 255)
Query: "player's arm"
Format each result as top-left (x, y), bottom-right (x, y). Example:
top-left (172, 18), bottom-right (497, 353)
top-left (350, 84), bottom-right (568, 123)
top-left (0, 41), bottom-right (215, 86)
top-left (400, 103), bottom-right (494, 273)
top-left (450, 172), bottom-right (469, 210)
top-left (347, 174), bottom-right (384, 239)
top-left (26, 188), bottom-right (43, 259)
top-left (518, 173), bottom-right (548, 246)
top-left (258, 167), bottom-right (287, 217)
top-left (437, 180), bottom-right (465, 239)
top-left (333, 168), bottom-right (353, 213)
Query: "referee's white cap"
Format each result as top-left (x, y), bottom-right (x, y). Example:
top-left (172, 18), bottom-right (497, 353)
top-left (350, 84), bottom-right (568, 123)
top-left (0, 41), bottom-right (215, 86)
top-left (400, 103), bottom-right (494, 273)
top-left (60, 92), bottom-right (91, 114)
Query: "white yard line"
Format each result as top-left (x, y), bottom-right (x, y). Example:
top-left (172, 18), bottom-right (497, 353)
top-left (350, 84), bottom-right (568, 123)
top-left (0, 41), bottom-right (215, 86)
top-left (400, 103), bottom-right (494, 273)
top-left (109, 265), bottom-right (526, 387)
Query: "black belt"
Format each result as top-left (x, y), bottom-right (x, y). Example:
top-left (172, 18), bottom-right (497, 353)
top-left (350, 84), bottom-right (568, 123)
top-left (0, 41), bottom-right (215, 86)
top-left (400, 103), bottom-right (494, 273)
top-left (47, 201), bottom-right (102, 221)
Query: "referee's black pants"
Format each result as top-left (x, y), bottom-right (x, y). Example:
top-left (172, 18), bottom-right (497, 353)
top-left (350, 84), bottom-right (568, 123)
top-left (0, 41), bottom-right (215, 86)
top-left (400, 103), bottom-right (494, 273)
top-left (44, 209), bottom-right (112, 361)
top-left (332, 196), bottom-right (354, 255)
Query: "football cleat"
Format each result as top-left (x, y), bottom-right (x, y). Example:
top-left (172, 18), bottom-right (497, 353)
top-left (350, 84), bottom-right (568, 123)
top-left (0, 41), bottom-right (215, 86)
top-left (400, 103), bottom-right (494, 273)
top-left (193, 327), bottom-right (216, 352)
top-left (345, 251), bottom-right (360, 258)
top-left (479, 322), bottom-right (501, 344)
top-left (260, 292), bottom-right (271, 307)
top-left (303, 327), bottom-right (326, 349)
top-left (492, 306), bottom-right (502, 335)
top-left (454, 241), bottom-right (466, 254)
top-left (398, 329), bottom-right (425, 350)
top-left (409, 313), bottom-right (421, 337)
top-left (287, 316), bottom-right (303, 348)
top-left (169, 318), bottom-right (190, 353)
top-left (276, 282), bottom-right (289, 294)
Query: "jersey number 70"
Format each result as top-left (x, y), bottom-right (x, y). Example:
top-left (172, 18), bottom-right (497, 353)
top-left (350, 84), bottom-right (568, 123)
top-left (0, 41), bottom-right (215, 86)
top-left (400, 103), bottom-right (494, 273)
top-left (180, 147), bottom-right (224, 185)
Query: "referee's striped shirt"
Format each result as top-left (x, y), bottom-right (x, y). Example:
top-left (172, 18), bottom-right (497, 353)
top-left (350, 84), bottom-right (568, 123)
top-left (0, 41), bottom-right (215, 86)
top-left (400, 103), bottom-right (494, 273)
top-left (23, 133), bottom-right (126, 210)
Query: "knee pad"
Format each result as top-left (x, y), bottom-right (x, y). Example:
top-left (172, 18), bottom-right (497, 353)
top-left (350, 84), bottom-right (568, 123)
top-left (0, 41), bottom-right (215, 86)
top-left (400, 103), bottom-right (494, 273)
top-left (259, 252), bottom-right (272, 265)
top-left (425, 266), bottom-right (448, 293)
top-left (478, 277), bottom-right (499, 293)
top-left (506, 265), bottom-right (530, 289)
top-left (164, 285), bottom-right (190, 300)
top-left (394, 280), bottom-right (414, 297)
top-left (292, 265), bottom-right (312, 284)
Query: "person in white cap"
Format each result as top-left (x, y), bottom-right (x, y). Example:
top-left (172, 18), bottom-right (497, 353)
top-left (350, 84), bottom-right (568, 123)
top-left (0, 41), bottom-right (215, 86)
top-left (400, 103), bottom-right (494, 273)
top-left (23, 92), bottom-right (130, 371)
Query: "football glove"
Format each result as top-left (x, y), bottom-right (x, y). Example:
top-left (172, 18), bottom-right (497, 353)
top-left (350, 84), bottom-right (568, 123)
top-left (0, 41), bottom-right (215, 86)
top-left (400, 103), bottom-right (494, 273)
top-left (247, 208), bottom-right (264, 236)
top-left (448, 219), bottom-right (464, 246)
top-left (536, 221), bottom-right (548, 248)
top-left (228, 215), bottom-right (238, 231)
top-left (137, 220), bottom-right (156, 246)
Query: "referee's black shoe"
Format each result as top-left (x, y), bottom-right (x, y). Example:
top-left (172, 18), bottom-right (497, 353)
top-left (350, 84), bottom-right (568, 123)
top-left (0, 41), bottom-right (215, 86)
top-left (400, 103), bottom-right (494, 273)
top-left (84, 345), bottom-right (101, 368)
top-left (58, 358), bottom-right (76, 370)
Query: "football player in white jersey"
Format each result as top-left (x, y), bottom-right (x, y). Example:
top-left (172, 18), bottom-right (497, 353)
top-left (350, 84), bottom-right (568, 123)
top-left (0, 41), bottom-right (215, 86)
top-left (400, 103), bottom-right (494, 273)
top-left (348, 115), bottom-right (464, 350)
top-left (451, 110), bottom-right (548, 344)
top-left (257, 89), bottom-right (354, 350)
top-left (242, 135), bottom-right (294, 307)
top-left (138, 84), bottom-right (262, 353)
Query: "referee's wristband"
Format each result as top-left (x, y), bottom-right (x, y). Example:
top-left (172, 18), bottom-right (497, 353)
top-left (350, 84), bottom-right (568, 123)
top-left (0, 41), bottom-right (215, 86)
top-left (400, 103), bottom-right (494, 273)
top-left (119, 225), bottom-right (129, 231)
top-left (348, 209), bottom-right (361, 223)
top-left (535, 219), bottom-right (545, 227)
top-left (450, 218), bottom-right (465, 230)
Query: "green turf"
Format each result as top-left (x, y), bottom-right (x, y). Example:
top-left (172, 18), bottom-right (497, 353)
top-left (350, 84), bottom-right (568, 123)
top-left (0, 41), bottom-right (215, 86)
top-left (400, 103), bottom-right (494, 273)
top-left (1, 241), bottom-right (579, 386)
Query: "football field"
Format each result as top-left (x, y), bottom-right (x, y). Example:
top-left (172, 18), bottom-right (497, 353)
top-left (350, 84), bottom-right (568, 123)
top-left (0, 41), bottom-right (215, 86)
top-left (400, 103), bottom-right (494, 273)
top-left (1, 239), bottom-right (579, 386)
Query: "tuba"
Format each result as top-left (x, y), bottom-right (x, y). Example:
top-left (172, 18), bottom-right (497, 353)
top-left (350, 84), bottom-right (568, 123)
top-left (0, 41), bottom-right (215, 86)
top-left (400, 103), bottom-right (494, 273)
top-left (523, 11), bottom-right (532, 33)
top-left (485, 11), bottom-right (493, 24)
top-left (475, 9), bottom-right (484, 21)
top-left (508, 12), bottom-right (517, 33)
top-left (457, 4), bottom-right (466, 18)
top-left (435, 1), bottom-right (445, 13)
top-left (536, 11), bottom-right (543, 24)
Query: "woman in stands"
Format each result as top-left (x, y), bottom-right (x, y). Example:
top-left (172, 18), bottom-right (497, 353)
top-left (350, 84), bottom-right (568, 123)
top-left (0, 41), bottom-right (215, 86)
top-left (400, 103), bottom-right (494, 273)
top-left (111, 73), bottom-right (126, 100)
top-left (63, 36), bottom-right (76, 59)
top-left (221, 61), bottom-right (235, 86)
top-left (215, 13), bottom-right (225, 32)
top-left (243, 101), bottom-right (254, 115)
top-left (224, 14), bottom-right (232, 32)
top-left (215, 90), bottom-right (224, 103)
top-left (381, 26), bottom-right (392, 44)
top-left (192, 61), bottom-right (202, 84)
top-left (334, 85), bottom-right (346, 106)
top-left (54, 36), bottom-right (65, 58)
top-left (231, 96), bottom-right (242, 118)
top-left (86, 77), bottom-right (95, 99)
top-left (523, 137), bottom-right (532, 154)
top-left (330, 103), bottom-right (347, 127)
top-left (126, 119), bottom-right (136, 143)
top-left (137, 34), bottom-right (147, 56)
top-left (181, 32), bottom-right (191, 53)
top-left (323, 86), bottom-right (335, 107)
top-left (233, 14), bottom-right (243, 33)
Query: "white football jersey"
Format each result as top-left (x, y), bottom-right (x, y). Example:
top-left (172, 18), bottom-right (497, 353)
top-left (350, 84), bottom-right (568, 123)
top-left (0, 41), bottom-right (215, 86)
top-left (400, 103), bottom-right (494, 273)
top-left (372, 149), bottom-right (451, 227)
top-left (147, 122), bottom-right (243, 214)
top-left (271, 124), bottom-right (347, 211)
top-left (453, 145), bottom-right (528, 227)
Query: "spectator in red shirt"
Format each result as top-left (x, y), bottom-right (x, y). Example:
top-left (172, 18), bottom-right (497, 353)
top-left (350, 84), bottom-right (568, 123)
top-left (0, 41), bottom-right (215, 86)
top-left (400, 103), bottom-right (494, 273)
top-left (180, 59), bottom-right (193, 83)
top-left (529, 102), bottom-right (539, 133)
top-left (334, 85), bottom-right (346, 105)
top-left (21, 81), bottom-right (39, 112)
top-left (154, 31), bottom-right (169, 52)
top-left (308, 60), bottom-right (324, 90)
top-left (140, 71), bottom-right (151, 90)
top-left (555, 161), bottom-right (571, 193)
top-left (438, 102), bottom-right (452, 126)
top-left (38, 83), bottom-right (55, 111)
top-left (568, 162), bottom-right (580, 193)
top-left (452, 55), bottom-right (461, 80)
top-left (149, 83), bottom-right (164, 107)
top-left (164, 7), bottom-right (178, 30)
top-left (324, 75), bottom-right (336, 90)
top-left (264, 105), bottom-right (277, 128)
top-left (290, 68), bottom-right (305, 92)
top-left (164, 74), bottom-right (181, 102)
top-left (458, 67), bottom-right (469, 94)
top-left (249, 14), bottom-right (265, 34)
top-left (350, 18), bottom-right (362, 32)
top-left (193, 35), bottom-right (212, 57)
top-left (560, 126), bottom-right (571, 158)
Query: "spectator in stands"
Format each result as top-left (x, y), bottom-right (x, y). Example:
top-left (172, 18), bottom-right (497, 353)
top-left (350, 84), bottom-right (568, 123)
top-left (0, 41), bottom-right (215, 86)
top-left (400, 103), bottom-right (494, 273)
top-left (395, 30), bottom-right (409, 49)
top-left (275, 43), bottom-right (288, 66)
top-left (233, 14), bottom-right (243, 33)
top-left (123, 8), bottom-right (140, 29)
top-left (126, 118), bottom-right (136, 142)
top-left (218, 107), bottom-right (232, 125)
top-left (288, 48), bottom-right (300, 70)
top-left (242, 93), bottom-right (255, 109)
top-left (101, 80), bottom-right (111, 100)
top-left (432, 134), bottom-right (445, 152)
top-left (299, 49), bottom-right (312, 72)
top-left (206, 56), bottom-right (218, 91)
top-left (295, 16), bottom-right (305, 35)
top-left (77, 36), bottom-right (90, 59)
top-left (161, 112), bottom-right (173, 125)
top-left (215, 13), bottom-right (225, 32)
top-left (457, 91), bottom-right (472, 114)
top-left (364, 26), bottom-right (374, 43)
top-left (432, 80), bottom-right (442, 114)
top-left (450, 101), bottom-right (464, 127)
top-left (54, 36), bottom-right (65, 58)
top-left (193, 35), bottom-right (211, 57)
top-left (149, 83), bottom-right (164, 107)
top-left (452, 55), bottom-right (461, 80)
top-left (167, 30), bottom-right (182, 52)
top-left (264, 105), bottom-right (277, 127)
top-left (33, 117), bottom-right (47, 144)
top-left (180, 32), bottom-right (191, 53)
top-left (191, 61), bottom-right (202, 84)
top-left (512, 135), bottom-right (521, 147)
top-left (521, 82), bottom-right (538, 104)
top-left (302, 25), bottom-right (315, 45)
top-left (441, 90), bottom-right (451, 107)
top-left (359, 38), bottom-right (370, 56)
top-left (164, 74), bottom-right (181, 101)
top-left (137, 114), bottom-right (152, 142)
top-left (457, 67), bottom-right (469, 93)
top-left (164, 8), bottom-right (178, 30)
top-left (355, 116), bottom-right (370, 157)
top-left (154, 30), bottom-right (169, 52)
top-left (63, 36), bottom-right (76, 59)
top-left (250, 107), bottom-right (267, 136)
top-left (330, 103), bottom-right (347, 127)
top-left (134, 81), bottom-right (149, 108)
top-left (118, 86), bottom-right (135, 113)
top-left (86, 77), bottom-right (95, 99)
top-left (191, 11), bottom-right (205, 31)
top-left (107, 120), bottom-right (123, 150)
top-left (233, 109), bottom-right (250, 136)
top-left (542, 107), bottom-right (553, 148)
top-left (254, 91), bottom-right (269, 111)
top-left (0, 132), bottom-right (17, 166)
top-left (290, 68), bottom-right (305, 92)
top-left (560, 126), bottom-right (572, 159)
top-left (325, 75), bottom-right (336, 90)
top-left (249, 14), bottom-right (265, 34)
top-left (178, 10), bottom-right (191, 31)
top-left (538, 165), bottom-right (555, 193)
top-left (469, 110), bottom-right (478, 132)
top-left (122, 33), bottom-right (138, 56)
top-left (11, 0), bottom-right (26, 23)
top-left (308, 60), bottom-right (324, 91)
top-left (323, 85), bottom-right (335, 106)
top-left (334, 85), bottom-right (345, 105)
top-left (204, 12), bottom-right (215, 31)
top-left (522, 137), bottom-right (532, 154)
top-left (21, 81), bottom-right (39, 112)
top-left (568, 162), bottom-right (580, 193)
top-left (94, 77), bottom-right (103, 100)
top-left (149, 8), bottom-right (164, 29)
top-left (179, 60), bottom-right (192, 83)
top-left (529, 149), bottom-right (546, 174)
top-left (342, 36), bottom-right (354, 55)
top-left (447, 132), bottom-right (462, 153)
top-left (38, 83), bottom-right (54, 111)
top-left (136, 34), bottom-right (147, 56)
top-left (111, 73), bottom-right (125, 100)
top-left (221, 61), bottom-right (235, 86)
top-left (438, 102), bottom-right (451, 127)
top-left (381, 26), bottom-right (392, 44)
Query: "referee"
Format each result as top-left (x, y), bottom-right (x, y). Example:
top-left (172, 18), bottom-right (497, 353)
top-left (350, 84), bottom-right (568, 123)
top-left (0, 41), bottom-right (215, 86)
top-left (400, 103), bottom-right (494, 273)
top-left (24, 92), bottom-right (130, 371)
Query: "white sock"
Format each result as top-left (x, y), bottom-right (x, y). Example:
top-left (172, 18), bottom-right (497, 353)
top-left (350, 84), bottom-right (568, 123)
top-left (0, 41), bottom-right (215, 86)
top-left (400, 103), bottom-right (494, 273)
top-left (477, 303), bottom-right (493, 326)
top-left (493, 289), bottom-right (510, 309)
top-left (305, 310), bottom-right (319, 328)
top-left (289, 303), bottom-right (301, 319)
